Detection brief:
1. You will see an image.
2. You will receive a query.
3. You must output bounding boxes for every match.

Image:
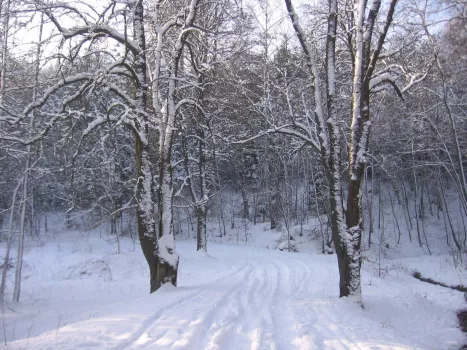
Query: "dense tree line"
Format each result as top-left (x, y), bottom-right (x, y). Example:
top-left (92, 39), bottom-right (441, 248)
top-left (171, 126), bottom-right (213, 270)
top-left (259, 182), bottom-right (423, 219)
top-left (0, 0), bottom-right (465, 305)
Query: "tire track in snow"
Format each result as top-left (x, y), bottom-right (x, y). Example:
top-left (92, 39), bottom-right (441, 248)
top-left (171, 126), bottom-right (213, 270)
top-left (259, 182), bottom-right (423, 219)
top-left (270, 258), bottom-right (298, 350)
top-left (249, 261), bottom-right (279, 350)
top-left (249, 263), bottom-right (272, 350)
top-left (216, 262), bottom-right (268, 350)
top-left (209, 254), bottom-right (301, 350)
top-left (268, 256), bottom-right (317, 350)
top-left (116, 261), bottom-right (251, 349)
top-left (287, 259), bottom-right (339, 349)
top-left (200, 258), bottom-right (278, 350)
top-left (194, 263), bottom-right (256, 350)
top-left (129, 263), bottom-right (255, 349)
top-left (290, 257), bottom-right (312, 298)
top-left (120, 253), bottom-right (315, 350)
top-left (211, 254), bottom-right (307, 350)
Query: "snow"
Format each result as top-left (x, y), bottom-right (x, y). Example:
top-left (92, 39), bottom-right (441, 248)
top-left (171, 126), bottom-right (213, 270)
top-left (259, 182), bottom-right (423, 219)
top-left (392, 255), bottom-right (467, 287)
top-left (0, 212), bottom-right (464, 349)
top-left (158, 234), bottom-right (179, 267)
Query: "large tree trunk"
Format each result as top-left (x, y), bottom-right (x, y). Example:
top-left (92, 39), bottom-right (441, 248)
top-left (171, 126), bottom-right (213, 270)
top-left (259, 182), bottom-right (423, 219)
top-left (343, 180), bottom-right (363, 298)
top-left (157, 138), bottom-right (179, 287)
top-left (325, 0), bottom-right (361, 301)
top-left (134, 134), bottom-right (179, 293)
top-left (134, 135), bottom-right (160, 293)
top-left (150, 0), bottom-right (200, 286)
top-left (157, 168), bottom-right (179, 286)
top-left (132, 0), bottom-right (170, 294)
top-left (133, 0), bottom-right (197, 292)
top-left (325, 118), bottom-right (362, 300)
top-left (327, 175), bottom-right (363, 300)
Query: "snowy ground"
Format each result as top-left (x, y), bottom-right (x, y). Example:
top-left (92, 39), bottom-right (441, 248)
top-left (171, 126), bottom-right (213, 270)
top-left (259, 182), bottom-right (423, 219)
top-left (0, 222), bottom-right (465, 350)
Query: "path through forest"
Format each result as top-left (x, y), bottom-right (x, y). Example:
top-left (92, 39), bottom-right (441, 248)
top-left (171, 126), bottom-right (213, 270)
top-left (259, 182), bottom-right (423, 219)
top-left (0, 239), bottom-right (463, 349)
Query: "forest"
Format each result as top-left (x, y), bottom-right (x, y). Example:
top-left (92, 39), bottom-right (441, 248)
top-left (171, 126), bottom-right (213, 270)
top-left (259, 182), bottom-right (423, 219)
top-left (0, 0), bottom-right (466, 348)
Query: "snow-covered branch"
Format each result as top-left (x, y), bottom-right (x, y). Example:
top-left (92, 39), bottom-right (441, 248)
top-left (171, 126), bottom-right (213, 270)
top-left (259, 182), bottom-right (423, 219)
top-left (234, 124), bottom-right (320, 153)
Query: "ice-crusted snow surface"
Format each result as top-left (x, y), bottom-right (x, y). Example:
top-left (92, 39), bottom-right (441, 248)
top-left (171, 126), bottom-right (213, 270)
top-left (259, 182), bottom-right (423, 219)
top-left (0, 219), bottom-right (464, 350)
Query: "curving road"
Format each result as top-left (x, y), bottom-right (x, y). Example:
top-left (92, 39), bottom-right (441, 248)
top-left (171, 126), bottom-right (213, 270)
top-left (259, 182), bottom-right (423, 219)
top-left (2, 242), bottom-right (462, 350)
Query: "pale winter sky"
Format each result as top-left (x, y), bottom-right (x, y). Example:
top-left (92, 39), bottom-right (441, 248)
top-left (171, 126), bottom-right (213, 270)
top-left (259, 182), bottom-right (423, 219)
top-left (9, 0), bottom-right (450, 64)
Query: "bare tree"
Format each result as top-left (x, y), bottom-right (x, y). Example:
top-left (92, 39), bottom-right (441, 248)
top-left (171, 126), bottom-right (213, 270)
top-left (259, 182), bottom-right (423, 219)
top-left (1, 0), bottom-right (201, 293)
top-left (235, 0), bottom-right (428, 301)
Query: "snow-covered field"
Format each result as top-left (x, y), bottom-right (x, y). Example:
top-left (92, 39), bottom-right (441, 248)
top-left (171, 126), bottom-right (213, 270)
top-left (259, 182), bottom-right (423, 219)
top-left (0, 217), bottom-right (465, 350)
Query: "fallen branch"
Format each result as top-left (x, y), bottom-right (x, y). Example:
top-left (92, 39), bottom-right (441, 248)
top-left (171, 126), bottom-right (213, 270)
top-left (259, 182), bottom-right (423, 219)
top-left (412, 270), bottom-right (467, 292)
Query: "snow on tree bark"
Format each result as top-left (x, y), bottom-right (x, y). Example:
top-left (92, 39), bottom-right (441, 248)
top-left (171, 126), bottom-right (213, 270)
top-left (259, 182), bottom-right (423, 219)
top-left (280, 0), bottom-right (407, 302)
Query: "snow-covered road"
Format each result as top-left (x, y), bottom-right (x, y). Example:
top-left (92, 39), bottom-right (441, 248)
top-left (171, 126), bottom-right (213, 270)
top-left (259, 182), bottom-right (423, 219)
top-left (1, 240), bottom-right (464, 349)
top-left (117, 250), bottom-right (318, 350)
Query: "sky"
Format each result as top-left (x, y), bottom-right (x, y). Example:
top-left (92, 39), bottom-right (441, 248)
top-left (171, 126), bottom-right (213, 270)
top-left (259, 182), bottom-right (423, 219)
top-left (8, 0), bottom-right (300, 63)
top-left (6, 0), bottom-right (452, 68)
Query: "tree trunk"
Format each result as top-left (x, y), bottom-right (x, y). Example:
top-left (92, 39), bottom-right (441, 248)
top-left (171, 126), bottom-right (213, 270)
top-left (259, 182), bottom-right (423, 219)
top-left (134, 137), bottom-right (179, 293)
top-left (337, 199), bottom-right (364, 296)
top-left (328, 178), bottom-right (362, 299)
top-left (157, 150), bottom-right (179, 287)
top-left (196, 205), bottom-right (207, 252)
top-left (134, 135), bottom-right (160, 293)
top-left (326, 121), bottom-right (362, 300)
top-left (269, 190), bottom-right (280, 230)
top-left (196, 119), bottom-right (208, 251)
top-left (0, 180), bottom-right (21, 301)
top-left (241, 186), bottom-right (249, 220)
top-left (13, 158), bottom-right (29, 302)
